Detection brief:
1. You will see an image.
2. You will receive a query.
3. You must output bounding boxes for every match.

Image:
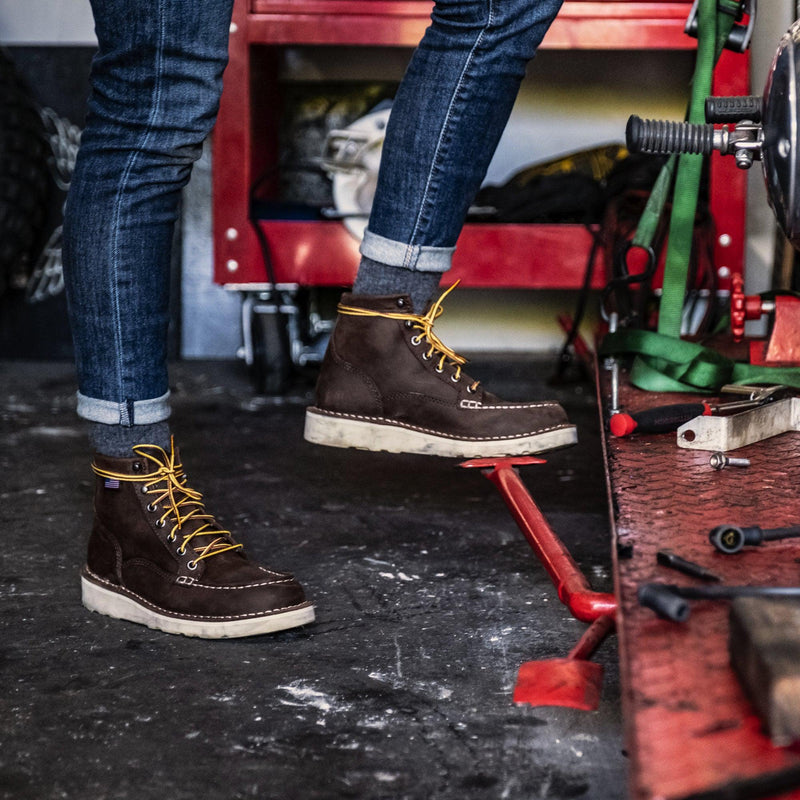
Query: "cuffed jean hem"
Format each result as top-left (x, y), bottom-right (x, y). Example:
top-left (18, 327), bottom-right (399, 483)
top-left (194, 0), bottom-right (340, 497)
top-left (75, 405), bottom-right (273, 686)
top-left (360, 230), bottom-right (455, 273)
top-left (76, 391), bottom-right (171, 426)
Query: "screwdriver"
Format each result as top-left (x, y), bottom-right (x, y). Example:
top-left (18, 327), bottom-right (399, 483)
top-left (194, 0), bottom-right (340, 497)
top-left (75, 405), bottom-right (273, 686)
top-left (609, 402), bottom-right (714, 436)
top-left (609, 385), bottom-right (788, 437)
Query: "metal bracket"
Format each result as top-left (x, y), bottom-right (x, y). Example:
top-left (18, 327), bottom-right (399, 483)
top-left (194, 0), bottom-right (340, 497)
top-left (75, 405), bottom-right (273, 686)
top-left (237, 287), bottom-right (333, 370)
top-left (676, 396), bottom-right (800, 451)
top-left (684, 0), bottom-right (756, 54)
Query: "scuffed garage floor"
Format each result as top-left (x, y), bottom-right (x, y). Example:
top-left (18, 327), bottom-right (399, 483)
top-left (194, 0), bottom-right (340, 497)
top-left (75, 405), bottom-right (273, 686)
top-left (0, 356), bottom-right (624, 800)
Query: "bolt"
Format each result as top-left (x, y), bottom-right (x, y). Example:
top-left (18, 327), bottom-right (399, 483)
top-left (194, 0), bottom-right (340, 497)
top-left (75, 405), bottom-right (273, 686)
top-left (609, 361), bottom-right (620, 415)
top-left (605, 312), bottom-right (620, 414)
top-left (735, 149), bottom-right (754, 170)
top-left (709, 452), bottom-right (750, 470)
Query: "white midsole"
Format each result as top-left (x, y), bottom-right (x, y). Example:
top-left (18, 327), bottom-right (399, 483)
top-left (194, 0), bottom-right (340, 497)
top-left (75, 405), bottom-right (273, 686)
top-left (81, 575), bottom-right (315, 639)
top-left (304, 409), bottom-right (577, 458)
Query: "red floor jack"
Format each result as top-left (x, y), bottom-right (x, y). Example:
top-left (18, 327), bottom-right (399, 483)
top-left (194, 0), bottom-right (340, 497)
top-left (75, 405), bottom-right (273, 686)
top-left (460, 457), bottom-right (617, 712)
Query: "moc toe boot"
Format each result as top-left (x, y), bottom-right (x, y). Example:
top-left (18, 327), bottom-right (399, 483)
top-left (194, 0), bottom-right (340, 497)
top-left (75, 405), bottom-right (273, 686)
top-left (305, 292), bottom-right (577, 457)
top-left (82, 444), bottom-right (315, 638)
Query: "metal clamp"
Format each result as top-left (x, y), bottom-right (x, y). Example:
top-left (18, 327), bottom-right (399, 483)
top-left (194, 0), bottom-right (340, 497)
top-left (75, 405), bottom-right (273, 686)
top-left (684, 0), bottom-right (756, 54)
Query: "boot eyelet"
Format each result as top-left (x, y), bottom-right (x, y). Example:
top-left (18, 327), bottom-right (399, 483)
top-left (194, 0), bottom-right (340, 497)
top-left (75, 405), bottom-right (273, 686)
top-left (156, 519), bottom-right (166, 529)
top-left (421, 352), bottom-right (431, 361)
top-left (167, 532), bottom-right (175, 541)
top-left (187, 560), bottom-right (198, 571)
top-left (146, 502), bottom-right (158, 512)
top-left (132, 462), bottom-right (142, 473)
top-left (435, 366), bottom-right (444, 374)
top-left (467, 385), bottom-right (477, 394)
top-left (140, 486), bottom-right (149, 495)
top-left (410, 335), bottom-right (422, 346)
top-left (396, 298), bottom-right (406, 308)
top-left (451, 374), bottom-right (460, 383)
top-left (404, 320), bottom-right (413, 329)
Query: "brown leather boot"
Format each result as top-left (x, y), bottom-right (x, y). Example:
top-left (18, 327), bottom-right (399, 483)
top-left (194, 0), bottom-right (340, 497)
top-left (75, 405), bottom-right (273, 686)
top-left (82, 441), bottom-right (314, 638)
top-left (305, 287), bottom-right (577, 457)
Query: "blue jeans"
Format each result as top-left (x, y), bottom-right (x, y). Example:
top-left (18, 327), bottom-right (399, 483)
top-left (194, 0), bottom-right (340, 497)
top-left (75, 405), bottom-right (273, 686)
top-left (361, 0), bottom-right (564, 274)
top-left (64, 0), bottom-right (561, 422)
top-left (63, 0), bottom-right (234, 425)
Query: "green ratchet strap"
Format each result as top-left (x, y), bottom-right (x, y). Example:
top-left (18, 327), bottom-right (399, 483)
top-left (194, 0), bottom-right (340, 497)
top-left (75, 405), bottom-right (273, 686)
top-left (658, 0), bottom-right (740, 338)
top-left (599, 330), bottom-right (800, 393)
top-left (632, 0), bottom-right (741, 261)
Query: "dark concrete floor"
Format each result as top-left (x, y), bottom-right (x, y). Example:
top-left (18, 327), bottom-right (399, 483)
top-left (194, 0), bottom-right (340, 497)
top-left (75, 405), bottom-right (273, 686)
top-left (0, 356), bottom-right (624, 800)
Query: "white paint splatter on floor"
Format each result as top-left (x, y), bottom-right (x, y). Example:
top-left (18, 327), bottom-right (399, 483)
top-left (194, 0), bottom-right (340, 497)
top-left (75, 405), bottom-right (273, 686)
top-left (277, 681), bottom-right (350, 715)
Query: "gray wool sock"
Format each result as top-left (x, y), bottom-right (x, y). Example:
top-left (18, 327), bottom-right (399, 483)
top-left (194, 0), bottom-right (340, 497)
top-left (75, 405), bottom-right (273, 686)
top-left (88, 421), bottom-right (172, 458)
top-left (352, 256), bottom-right (442, 313)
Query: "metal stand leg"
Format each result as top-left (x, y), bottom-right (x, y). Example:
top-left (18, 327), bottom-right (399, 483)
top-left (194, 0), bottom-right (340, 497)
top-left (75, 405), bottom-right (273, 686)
top-left (460, 457), bottom-right (617, 709)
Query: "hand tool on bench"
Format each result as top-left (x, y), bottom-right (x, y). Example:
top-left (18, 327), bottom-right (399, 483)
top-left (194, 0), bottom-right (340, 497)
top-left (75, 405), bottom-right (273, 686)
top-left (609, 384), bottom-right (787, 437)
top-left (638, 582), bottom-right (800, 623)
top-left (677, 389), bottom-right (799, 452)
top-left (643, 582), bottom-right (800, 748)
top-left (709, 522), bottom-right (800, 554)
top-left (657, 548), bottom-right (722, 581)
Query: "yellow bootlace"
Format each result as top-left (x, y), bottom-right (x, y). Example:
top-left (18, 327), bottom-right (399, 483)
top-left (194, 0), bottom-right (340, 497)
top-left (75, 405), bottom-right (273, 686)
top-left (92, 438), bottom-right (243, 568)
top-left (337, 282), bottom-right (480, 392)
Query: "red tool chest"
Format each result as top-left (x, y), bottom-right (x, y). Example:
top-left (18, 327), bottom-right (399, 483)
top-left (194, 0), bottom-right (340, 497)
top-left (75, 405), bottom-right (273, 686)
top-left (210, 1), bottom-right (749, 385)
top-left (212, 0), bottom-right (748, 290)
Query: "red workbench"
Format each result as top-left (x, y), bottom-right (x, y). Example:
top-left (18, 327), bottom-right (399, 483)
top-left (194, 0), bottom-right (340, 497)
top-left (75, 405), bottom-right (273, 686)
top-left (602, 369), bottom-right (800, 800)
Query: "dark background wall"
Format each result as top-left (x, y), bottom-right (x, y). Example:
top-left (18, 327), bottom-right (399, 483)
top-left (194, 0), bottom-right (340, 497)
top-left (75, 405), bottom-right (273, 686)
top-left (0, 46), bottom-right (93, 360)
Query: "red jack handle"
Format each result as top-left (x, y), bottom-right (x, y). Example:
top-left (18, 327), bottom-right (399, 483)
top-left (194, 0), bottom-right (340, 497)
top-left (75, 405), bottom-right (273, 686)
top-left (461, 458), bottom-right (617, 623)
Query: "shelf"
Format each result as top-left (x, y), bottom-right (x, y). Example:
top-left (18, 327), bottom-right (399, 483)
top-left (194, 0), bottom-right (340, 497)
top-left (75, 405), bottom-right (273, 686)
top-left (212, 0), bottom-right (748, 291)
top-left (240, 219), bottom-right (605, 288)
top-left (242, 1), bottom-right (701, 49)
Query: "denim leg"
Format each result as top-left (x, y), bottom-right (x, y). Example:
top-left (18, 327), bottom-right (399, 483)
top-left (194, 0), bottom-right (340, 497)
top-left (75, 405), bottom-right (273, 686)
top-left (63, 0), bottom-right (234, 425)
top-left (361, 0), bottom-right (564, 274)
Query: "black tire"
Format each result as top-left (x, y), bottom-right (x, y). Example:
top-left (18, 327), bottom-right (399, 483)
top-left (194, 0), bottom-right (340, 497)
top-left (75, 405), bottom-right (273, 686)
top-left (0, 49), bottom-right (52, 297)
top-left (250, 311), bottom-right (292, 395)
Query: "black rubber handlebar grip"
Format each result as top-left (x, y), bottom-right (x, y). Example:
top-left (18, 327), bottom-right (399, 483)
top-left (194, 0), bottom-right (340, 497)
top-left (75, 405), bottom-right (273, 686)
top-left (626, 115), bottom-right (715, 156)
top-left (705, 95), bottom-right (762, 123)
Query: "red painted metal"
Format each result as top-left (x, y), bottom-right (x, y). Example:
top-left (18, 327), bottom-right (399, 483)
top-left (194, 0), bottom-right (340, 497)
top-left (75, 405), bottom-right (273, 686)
top-left (513, 614), bottom-right (615, 711)
top-left (730, 274), bottom-right (800, 366)
top-left (514, 656), bottom-right (605, 711)
top-left (212, 0), bottom-right (749, 292)
top-left (460, 457), bottom-right (616, 710)
top-left (710, 48), bottom-right (751, 296)
top-left (243, 2), bottom-right (702, 49)
top-left (751, 295), bottom-right (800, 366)
top-left (460, 457), bottom-right (617, 623)
top-left (730, 273), bottom-right (766, 340)
top-left (230, 221), bottom-right (607, 288)
top-left (602, 368), bottom-right (800, 799)
top-left (568, 607), bottom-right (616, 660)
